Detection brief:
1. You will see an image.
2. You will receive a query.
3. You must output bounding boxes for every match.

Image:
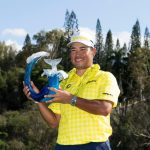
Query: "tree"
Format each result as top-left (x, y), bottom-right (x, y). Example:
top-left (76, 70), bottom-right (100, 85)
top-left (95, 19), bottom-right (103, 65)
top-left (33, 30), bottom-right (47, 50)
top-left (104, 30), bottom-right (113, 71)
top-left (64, 9), bottom-right (70, 37)
top-left (0, 110), bottom-right (57, 150)
top-left (144, 27), bottom-right (150, 48)
top-left (104, 30), bottom-right (113, 57)
top-left (0, 42), bottom-right (16, 71)
top-left (112, 43), bottom-right (128, 95)
top-left (58, 35), bottom-right (72, 71)
top-left (69, 11), bottom-right (79, 35)
top-left (122, 43), bottom-right (128, 57)
top-left (115, 39), bottom-right (120, 51)
top-left (64, 10), bottom-right (79, 39)
top-left (63, 10), bottom-right (79, 70)
top-left (111, 102), bottom-right (150, 150)
top-left (130, 19), bottom-right (141, 51)
top-left (24, 34), bottom-right (31, 46)
top-left (128, 48), bottom-right (150, 100)
top-left (16, 34), bottom-right (34, 68)
top-left (45, 29), bottom-right (64, 59)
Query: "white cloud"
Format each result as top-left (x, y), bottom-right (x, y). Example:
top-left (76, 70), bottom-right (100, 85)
top-left (2, 28), bottom-right (27, 37)
top-left (113, 31), bottom-right (131, 46)
top-left (5, 40), bottom-right (22, 51)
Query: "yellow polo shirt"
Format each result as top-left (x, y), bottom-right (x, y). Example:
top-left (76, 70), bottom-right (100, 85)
top-left (48, 64), bottom-right (120, 145)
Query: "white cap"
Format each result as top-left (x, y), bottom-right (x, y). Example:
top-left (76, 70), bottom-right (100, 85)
top-left (67, 32), bottom-right (95, 48)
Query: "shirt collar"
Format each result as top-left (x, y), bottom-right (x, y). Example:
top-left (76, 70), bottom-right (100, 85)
top-left (69, 64), bottom-right (100, 76)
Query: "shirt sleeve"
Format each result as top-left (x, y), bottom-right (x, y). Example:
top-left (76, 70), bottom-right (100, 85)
top-left (48, 103), bottom-right (61, 114)
top-left (97, 72), bottom-right (120, 108)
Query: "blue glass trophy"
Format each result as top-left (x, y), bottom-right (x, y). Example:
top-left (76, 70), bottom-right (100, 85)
top-left (24, 51), bottom-right (68, 102)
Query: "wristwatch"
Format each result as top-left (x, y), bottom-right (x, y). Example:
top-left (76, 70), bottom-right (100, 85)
top-left (71, 96), bottom-right (77, 106)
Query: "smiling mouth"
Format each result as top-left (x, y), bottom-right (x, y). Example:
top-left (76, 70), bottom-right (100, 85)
top-left (76, 59), bottom-right (82, 62)
top-left (75, 58), bottom-right (84, 62)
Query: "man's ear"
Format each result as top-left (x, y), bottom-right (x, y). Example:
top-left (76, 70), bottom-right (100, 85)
top-left (92, 48), bottom-right (97, 56)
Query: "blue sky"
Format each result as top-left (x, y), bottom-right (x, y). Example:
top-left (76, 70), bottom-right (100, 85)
top-left (0, 0), bottom-right (150, 50)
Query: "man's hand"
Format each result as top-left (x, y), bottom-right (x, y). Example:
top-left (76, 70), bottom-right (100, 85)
top-left (23, 82), bottom-right (61, 128)
top-left (23, 81), bottom-right (39, 102)
top-left (44, 87), bottom-right (72, 104)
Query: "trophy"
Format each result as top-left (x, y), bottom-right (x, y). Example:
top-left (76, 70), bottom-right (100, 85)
top-left (24, 51), bottom-right (68, 102)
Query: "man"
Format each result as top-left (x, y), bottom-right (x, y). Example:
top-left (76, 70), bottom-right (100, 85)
top-left (23, 32), bottom-right (120, 150)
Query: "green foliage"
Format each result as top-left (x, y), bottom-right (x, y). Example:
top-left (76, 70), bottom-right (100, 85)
top-left (0, 42), bottom-right (16, 71)
top-left (0, 115), bottom-right (7, 129)
top-left (111, 48), bottom-right (128, 95)
top-left (104, 30), bottom-right (113, 57)
top-left (0, 140), bottom-right (9, 150)
top-left (0, 68), bottom-right (25, 110)
top-left (111, 102), bottom-right (150, 150)
top-left (130, 19), bottom-right (141, 51)
top-left (0, 43), bottom-right (26, 111)
top-left (95, 18), bottom-right (103, 65)
top-left (8, 139), bottom-right (25, 150)
top-left (64, 10), bottom-right (79, 39)
top-left (128, 48), bottom-right (150, 99)
top-left (104, 30), bottom-right (114, 71)
top-left (24, 34), bottom-right (31, 46)
top-left (144, 27), bottom-right (150, 48)
top-left (0, 71), bottom-right (7, 89)
top-left (0, 109), bottom-right (57, 150)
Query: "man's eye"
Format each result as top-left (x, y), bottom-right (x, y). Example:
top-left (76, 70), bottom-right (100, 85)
top-left (70, 48), bottom-right (76, 51)
top-left (81, 47), bottom-right (86, 50)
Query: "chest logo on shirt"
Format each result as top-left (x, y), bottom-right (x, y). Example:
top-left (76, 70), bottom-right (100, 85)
top-left (102, 93), bottom-right (113, 96)
top-left (66, 84), bottom-right (71, 88)
top-left (86, 80), bottom-right (96, 84)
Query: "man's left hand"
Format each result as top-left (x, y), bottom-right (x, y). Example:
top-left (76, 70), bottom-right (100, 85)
top-left (44, 87), bottom-right (72, 104)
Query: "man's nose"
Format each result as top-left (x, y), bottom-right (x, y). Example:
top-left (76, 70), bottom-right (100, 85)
top-left (75, 49), bottom-right (82, 55)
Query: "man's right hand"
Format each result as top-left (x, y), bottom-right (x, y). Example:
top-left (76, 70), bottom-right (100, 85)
top-left (23, 81), bottom-right (39, 101)
top-left (23, 81), bottom-right (61, 128)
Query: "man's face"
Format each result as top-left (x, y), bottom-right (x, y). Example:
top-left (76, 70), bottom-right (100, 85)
top-left (70, 42), bottom-right (96, 69)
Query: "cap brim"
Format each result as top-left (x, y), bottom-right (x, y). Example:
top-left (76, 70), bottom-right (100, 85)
top-left (67, 40), bottom-right (94, 48)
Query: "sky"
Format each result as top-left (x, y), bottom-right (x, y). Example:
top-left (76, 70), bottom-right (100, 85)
top-left (0, 0), bottom-right (150, 51)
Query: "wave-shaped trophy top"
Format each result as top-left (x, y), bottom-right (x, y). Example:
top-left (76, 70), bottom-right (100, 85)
top-left (27, 51), bottom-right (50, 64)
